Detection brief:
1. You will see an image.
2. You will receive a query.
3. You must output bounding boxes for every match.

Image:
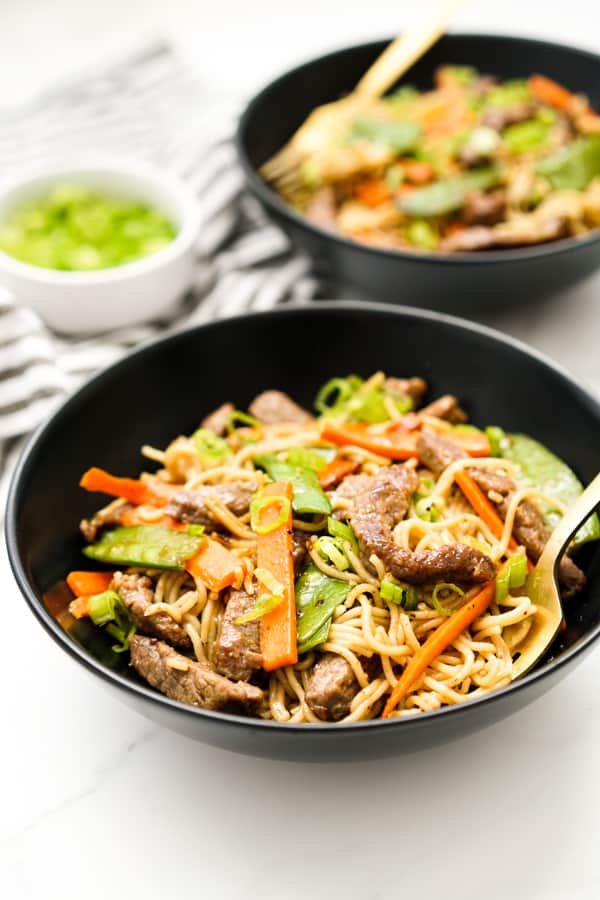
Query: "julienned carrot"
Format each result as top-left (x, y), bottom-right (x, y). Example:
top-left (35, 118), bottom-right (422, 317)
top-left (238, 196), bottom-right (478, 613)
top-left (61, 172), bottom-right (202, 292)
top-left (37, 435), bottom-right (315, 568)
top-left (529, 74), bottom-right (574, 111)
top-left (80, 467), bottom-right (173, 507)
top-left (322, 422), bottom-right (419, 460)
top-left (66, 570), bottom-right (113, 598)
top-left (454, 469), bottom-right (520, 553)
top-left (322, 422), bottom-right (490, 461)
top-left (256, 481), bottom-right (297, 671)
top-left (382, 580), bottom-right (496, 717)
top-left (186, 538), bottom-right (244, 593)
top-left (353, 178), bottom-right (390, 208)
top-left (319, 457), bottom-right (360, 490)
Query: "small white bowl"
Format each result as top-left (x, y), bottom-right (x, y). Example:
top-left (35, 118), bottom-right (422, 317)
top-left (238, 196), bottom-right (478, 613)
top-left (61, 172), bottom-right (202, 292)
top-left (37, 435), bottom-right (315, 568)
top-left (0, 159), bottom-right (201, 334)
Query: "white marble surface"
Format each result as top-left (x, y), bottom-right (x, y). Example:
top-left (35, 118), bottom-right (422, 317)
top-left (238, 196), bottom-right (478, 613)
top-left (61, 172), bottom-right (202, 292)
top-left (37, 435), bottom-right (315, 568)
top-left (2, 1), bottom-right (600, 897)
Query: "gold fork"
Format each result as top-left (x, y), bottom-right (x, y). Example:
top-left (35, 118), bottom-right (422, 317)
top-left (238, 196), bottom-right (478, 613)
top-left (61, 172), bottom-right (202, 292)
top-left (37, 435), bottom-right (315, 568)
top-left (260, 0), bottom-right (466, 192)
top-left (512, 471), bottom-right (600, 679)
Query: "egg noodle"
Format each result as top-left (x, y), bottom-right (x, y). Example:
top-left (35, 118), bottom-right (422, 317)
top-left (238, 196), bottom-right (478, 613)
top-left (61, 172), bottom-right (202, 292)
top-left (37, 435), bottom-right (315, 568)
top-left (125, 414), bottom-right (547, 723)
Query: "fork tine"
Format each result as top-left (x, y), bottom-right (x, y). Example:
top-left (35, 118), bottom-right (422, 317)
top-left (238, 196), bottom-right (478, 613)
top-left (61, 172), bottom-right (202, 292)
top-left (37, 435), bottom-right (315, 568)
top-left (260, 144), bottom-right (303, 184)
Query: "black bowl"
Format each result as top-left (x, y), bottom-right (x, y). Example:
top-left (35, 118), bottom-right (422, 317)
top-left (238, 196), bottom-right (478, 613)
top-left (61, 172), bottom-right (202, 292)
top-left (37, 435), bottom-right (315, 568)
top-left (6, 302), bottom-right (600, 761)
top-left (237, 34), bottom-right (600, 312)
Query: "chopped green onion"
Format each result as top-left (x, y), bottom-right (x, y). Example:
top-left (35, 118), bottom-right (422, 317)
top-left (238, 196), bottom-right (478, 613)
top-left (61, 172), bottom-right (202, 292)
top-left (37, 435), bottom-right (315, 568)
top-left (380, 579), bottom-right (406, 605)
top-left (406, 220), bottom-right (439, 251)
top-left (315, 376), bottom-right (363, 415)
top-left (89, 590), bottom-right (120, 626)
top-left (192, 428), bottom-right (232, 465)
top-left (327, 517), bottom-right (359, 554)
top-left (314, 536), bottom-right (350, 572)
top-left (495, 553), bottom-right (528, 603)
top-left (415, 495), bottom-right (444, 523)
top-left (404, 585), bottom-right (419, 611)
top-left (88, 589), bottom-right (135, 652)
top-left (485, 426), bottom-right (506, 457)
top-left (227, 409), bottom-right (262, 434)
top-left (186, 524), bottom-right (205, 537)
top-left (250, 493), bottom-right (291, 534)
top-left (452, 424), bottom-right (481, 434)
top-left (235, 593), bottom-right (283, 624)
top-left (314, 373), bottom-right (413, 423)
top-left (431, 583), bottom-right (465, 616)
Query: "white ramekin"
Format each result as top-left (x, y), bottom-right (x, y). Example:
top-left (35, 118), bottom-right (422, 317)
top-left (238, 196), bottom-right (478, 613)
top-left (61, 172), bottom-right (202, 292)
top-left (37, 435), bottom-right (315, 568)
top-left (0, 158), bottom-right (201, 334)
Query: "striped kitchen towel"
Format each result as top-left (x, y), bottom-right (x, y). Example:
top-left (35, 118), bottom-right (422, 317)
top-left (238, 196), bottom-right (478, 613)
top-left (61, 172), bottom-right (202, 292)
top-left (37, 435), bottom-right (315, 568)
top-left (0, 42), bottom-right (325, 515)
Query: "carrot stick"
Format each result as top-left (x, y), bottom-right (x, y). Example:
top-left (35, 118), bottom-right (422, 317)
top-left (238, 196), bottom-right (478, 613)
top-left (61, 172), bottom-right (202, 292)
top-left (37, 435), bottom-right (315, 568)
top-left (319, 457), bottom-right (360, 489)
top-left (322, 422), bottom-right (419, 460)
top-left (529, 74), bottom-right (574, 111)
top-left (256, 481), bottom-right (297, 671)
top-left (454, 469), bottom-right (520, 553)
top-left (80, 467), bottom-right (172, 507)
top-left (382, 580), bottom-right (496, 717)
top-left (353, 178), bottom-right (390, 207)
top-left (186, 538), bottom-right (244, 593)
top-left (66, 570), bottom-right (114, 597)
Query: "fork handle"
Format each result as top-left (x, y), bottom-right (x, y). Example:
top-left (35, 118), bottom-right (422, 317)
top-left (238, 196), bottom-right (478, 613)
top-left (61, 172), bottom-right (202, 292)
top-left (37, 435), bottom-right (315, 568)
top-left (536, 471), bottom-right (600, 574)
top-left (355, 0), bottom-right (467, 100)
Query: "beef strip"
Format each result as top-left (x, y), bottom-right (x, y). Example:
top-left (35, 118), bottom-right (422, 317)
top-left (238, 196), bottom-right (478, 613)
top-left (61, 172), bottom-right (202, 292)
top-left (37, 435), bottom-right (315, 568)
top-left (248, 390), bottom-right (313, 426)
top-left (304, 653), bottom-right (358, 721)
top-left (481, 101), bottom-right (537, 132)
top-left (80, 498), bottom-right (131, 542)
top-left (292, 529), bottom-right (310, 573)
top-left (165, 481), bottom-right (255, 528)
top-left (112, 571), bottom-right (191, 649)
top-left (416, 431), bottom-right (586, 599)
top-left (130, 636), bottom-right (263, 712)
top-left (419, 394), bottom-right (467, 424)
top-left (201, 402), bottom-right (234, 436)
top-left (213, 589), bottom-right (262, 682)
top-left (462, 189), bottom-right (507, 227)
top-left (385, 376), bottom-right (428, 406)
top-left (345, 465), bottom-right (496, 584)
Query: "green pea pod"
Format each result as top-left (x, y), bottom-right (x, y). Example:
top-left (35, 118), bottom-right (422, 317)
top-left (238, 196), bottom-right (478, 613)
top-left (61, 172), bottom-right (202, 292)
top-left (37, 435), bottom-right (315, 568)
top-left (499, 434), bottom-right (600, 550)
top-left (253, 454), bottom-right (331, 515)
top-left (83, 525), bottom-right (205, 571)
top-left (399, 167), bottom-right (501, 218)
top-left (347, 117), bottom-right (422, 153)
top-left (537, 136), bottom-right (600, 191)
top-left (296, 564), bottom-right (351, 654)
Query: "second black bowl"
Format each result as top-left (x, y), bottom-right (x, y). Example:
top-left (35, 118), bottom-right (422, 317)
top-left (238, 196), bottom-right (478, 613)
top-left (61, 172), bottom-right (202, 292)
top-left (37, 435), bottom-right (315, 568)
top-left (237, 34), bottom-right (600, 312)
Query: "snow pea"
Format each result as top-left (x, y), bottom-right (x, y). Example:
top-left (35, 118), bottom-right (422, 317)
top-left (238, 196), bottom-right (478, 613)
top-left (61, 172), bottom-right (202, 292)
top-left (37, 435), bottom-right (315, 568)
top-left (500, 434), bottom-right (600, 550)
top-left (295, 564), bottom-right (351, 654)
top-left (83, 525), bottom-right (205, 571)
top-left (399, 167), bottom-right (501, 217)
top-left (537, 136), bottom-right (600, 191)
top-left (347, 117), bottom-right (422, 153)
top-left (252, 454), bottom-right (331, 515)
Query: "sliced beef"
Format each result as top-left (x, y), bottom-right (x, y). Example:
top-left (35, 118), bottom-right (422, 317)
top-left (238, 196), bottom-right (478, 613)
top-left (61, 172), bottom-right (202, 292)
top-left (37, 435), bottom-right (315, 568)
top-left (385, 376), bottom-right (428, 406)
top-left (201, 402), bottom-right (234, 436)
top-left (80, 499), bottom-right (131, 542)
top-left (248, 390), bottom-right (313, 426)
top-left (213, 589), bottom-right (262, 682)
top-left (481, 101), bottom-right (537, 132)
top-left (347, 463), bottom-right (496, 584)
top-left (419, 394), bottom-right (467, 424)
top-left (292, 529), bottom-right (310, 574)
top-left (416, 431), bottom-right (586, 599)
top-left (305, 653), bottom-right (359, 721)
top-left (165, 481), bottom-right (255, 528)
top-left (129, 636), bottom-right (263, 712)
top-left (304, 186), bottom-right (338, 230)
top-left (462, 189), bottom-right (507, 227)
top-left (112, 571), bottom-right (191, 649)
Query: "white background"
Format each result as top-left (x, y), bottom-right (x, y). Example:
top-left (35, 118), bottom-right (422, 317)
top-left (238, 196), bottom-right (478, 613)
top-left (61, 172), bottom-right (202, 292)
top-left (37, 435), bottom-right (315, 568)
top-left (2, 1), bottom-right (600, 897)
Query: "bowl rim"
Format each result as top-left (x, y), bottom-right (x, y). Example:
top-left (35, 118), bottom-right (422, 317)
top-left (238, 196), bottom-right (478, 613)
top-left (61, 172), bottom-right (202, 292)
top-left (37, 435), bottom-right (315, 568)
top-left (236, 31), bottom-right (600, 267)
top-left (6, 300), bottom-right (600, 735)
top-left (0, 156), bottom-right (201, 285)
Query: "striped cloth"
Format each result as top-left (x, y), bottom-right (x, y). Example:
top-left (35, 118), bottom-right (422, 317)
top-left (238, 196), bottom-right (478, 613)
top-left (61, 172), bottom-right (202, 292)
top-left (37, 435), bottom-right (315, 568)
top-left (0, 42), bottom-right (324, 515)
